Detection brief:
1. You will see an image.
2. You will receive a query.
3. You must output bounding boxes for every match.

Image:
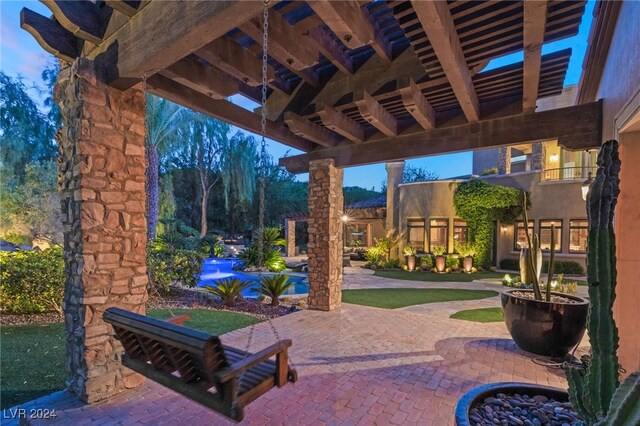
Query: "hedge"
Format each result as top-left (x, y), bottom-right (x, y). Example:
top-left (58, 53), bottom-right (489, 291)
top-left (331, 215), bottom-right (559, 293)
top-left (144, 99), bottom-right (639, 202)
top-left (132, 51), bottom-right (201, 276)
top-left (499, 258), bottom-right (520, 271)
top-left (0, 246), bottom-right (65, 314)
top-left (499, 258), bottom-right (584, 275)
top-left (147, 246), bottom-right (205, 292)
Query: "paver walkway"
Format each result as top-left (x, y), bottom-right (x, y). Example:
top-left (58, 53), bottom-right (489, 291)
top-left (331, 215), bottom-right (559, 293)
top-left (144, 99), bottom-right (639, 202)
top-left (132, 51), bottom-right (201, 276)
top-left (8, 297), bottom-right (586, 425)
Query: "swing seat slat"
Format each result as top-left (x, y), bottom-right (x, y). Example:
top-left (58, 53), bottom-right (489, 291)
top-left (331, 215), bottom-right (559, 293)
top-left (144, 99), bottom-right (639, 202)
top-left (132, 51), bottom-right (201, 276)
top-left (103, 307), bottom-right (297, 422)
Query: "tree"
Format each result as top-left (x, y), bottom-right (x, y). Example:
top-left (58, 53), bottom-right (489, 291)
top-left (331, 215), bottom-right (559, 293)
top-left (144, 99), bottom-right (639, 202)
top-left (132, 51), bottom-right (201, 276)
top-left (219, 131), bottom-right (257, 234)
top-left (41, 60), bottom-right (61, 130)
top-left (0, 72), bottom-right (56, 180)
top-left (145, 94), bottom-right (184, 240)
top-left (380, 165), bottom-right (438, 193)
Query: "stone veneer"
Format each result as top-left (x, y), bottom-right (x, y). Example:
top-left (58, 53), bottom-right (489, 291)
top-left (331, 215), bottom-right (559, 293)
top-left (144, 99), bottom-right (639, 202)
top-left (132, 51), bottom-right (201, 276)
top-left (285, 219), bottom-right (296, 257)
top-left (530, 142), bottom-right (545, 171)
top-left (307, 159), bottom-right (343, 311)
top-left (498, 147), bottom-right (511, 175)
top-left (55, 58), bottom-right (148, 403)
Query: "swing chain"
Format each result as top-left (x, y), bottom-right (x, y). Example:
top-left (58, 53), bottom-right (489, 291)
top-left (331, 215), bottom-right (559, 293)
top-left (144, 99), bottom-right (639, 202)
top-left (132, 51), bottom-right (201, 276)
top-left (257, 0), bottom-right (270, 271)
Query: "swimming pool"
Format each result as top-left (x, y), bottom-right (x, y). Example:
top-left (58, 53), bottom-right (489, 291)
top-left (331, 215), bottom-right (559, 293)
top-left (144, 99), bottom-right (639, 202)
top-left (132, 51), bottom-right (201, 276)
top-left (198, 258), bottom-right (309, 297)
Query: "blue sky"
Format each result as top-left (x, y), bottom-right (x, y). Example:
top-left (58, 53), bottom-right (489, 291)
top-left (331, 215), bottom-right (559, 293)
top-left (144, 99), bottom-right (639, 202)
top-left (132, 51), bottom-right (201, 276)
top-left (1, 0), bottom-right (594, 190)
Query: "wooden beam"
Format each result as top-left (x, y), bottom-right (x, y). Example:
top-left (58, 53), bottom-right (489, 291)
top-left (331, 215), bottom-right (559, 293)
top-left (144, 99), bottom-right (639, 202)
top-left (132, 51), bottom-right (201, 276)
top-left (89, 1), bottom-right (268, 89)
top-left (411, 0), bottom-right (480, 122)
top-left (238, 12), bottom-right (320, 86)
top-left (104, 0), bottom-right (141, 17)
top-left (41, 0), bottom-right (110, 45)
top-left (279, 101), bottom-right (602, 173)
top-left (305, 26), bottom-right (353, 75)
top-left (160, 57), bottom-right (239, 100)
top-left (20, 8), bottom-right (83, 63)
top-left (523, 1), bottom-right (548, 113)
top-left (399, 77), bottom-right (436, 130)
top-left (146, 75), bottom-right (315, 153)
top-left (284, 112), bottom-right (342, 147)
top-left (307, 0), bottom-right (392, 61)
top-left (317, 104), bottom-right (365, 143)
top-left (354, 91), bottom-right (397, 137)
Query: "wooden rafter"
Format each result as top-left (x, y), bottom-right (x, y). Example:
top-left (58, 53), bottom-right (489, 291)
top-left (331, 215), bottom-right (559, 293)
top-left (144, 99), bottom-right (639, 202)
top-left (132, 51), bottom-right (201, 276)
top-left (146, 75), bottom-right (315, 153)
top-left (399, 77), bottom-right (436, 130)
top-left (104, 0), bottom-right (141, 18)
top-left (20, 8), bottom-right (83, 63)
top-left (284, 112), bottom-right (342, 147)
top-left (41, 0), bottom-right (109, 45)
top-left (305, 27), bottom-right (354, 75)
top-left (280, 101), bottom-right (603, 173)
top-left (307, 0), bottom-right (392, 62)
top-left (160, 57), bottom-right (240, 100)
top-left (317, 105), bottom-right (365, 143)
top-left (523, 0), bottom-right (548, 113)
top-left (411, 0), bottom-right (480, 122)
top-left (355, 91), bottom-right (397, 137)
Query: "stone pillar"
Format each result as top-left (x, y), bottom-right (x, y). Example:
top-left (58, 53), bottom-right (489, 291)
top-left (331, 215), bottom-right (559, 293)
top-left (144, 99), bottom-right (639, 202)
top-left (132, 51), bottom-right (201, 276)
top-left (530, 142), bottom-right (544, 171)
top-left (498, 147), bottom-right (511, 174)
top-left (307, 159), bottom-right (343, 311)
top-left (385, 161), bottom-right (405, 259)
top-left (285, 219), bottom-right (296, 257)
top-left (55, 58), bottom-right (148, 403)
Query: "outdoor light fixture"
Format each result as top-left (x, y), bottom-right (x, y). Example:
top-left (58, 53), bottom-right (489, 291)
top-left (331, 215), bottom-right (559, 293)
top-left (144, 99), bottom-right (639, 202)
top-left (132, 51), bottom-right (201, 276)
top-left (341, 214), bottom-right (350, 223)
top-left (501, 225), bottom-right (508, 233)
top-left (582, 172), bottom-right (593, 201)
top-left (549, 153), bottom-right (559, 162)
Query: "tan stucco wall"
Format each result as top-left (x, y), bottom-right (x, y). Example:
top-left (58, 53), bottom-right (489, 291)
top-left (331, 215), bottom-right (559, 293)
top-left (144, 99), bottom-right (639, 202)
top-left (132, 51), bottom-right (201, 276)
top-left (398, 173), bottom-right (587, 268)
top-left (596, 1), bottom-right (640, 140)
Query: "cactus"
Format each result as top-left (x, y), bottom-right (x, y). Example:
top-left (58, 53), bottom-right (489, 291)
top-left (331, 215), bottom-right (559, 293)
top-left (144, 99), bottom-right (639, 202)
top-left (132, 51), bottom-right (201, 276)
top-left (520, 192), bottom-right (556, 301)
top-left (563, 140), bottom-right (640, 425)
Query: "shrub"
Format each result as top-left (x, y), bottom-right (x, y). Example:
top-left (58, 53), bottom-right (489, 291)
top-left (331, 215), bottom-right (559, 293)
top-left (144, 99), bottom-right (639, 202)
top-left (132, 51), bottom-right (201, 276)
top-left (0, 246), bottom-right (65, 314)
top-left (446, 256), bottom-right (460, 270)
top-left (454, 241), bottom-right (476, 257)
top-left (254, 274), bottom-right (293, 306)
top-left (431, 245), bottom-right (446, 256)
top-left (499, 258), bottom-right (520, 271)
top-left (147, 246), bottom-right (205, 291)
top-left (481, 167), bottom-right (498, 176)
top-left (238, 227), bottom-right (286, 272)
top-left (364, 246), bottom-right (385, 266)
top-left (420, 256), bottom-right (434, 269)
top-left (383, 259), bottom-right (402, 269)
top-left (403, 244), bottom-right (417, 257)
top-left (542, 260), bottom-right (584, 275)
top-left (203, 278), bottom-right (251, 307)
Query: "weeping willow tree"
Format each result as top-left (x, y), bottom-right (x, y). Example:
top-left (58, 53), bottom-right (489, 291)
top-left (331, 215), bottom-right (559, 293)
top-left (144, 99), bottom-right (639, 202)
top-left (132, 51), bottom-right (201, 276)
top-left (145, 95), bottom-right (183, 240)
top-left (220, 131), bottom-right (257, 234)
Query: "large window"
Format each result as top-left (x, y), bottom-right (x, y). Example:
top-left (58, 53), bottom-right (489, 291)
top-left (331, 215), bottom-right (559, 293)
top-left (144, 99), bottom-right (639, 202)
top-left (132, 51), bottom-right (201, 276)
top-left (514, 220), bottom-right (534, 250)
top-left (569, 219), bottom-right (588, 253)
top-left (540, 220), bottom-right (563, 252)
top-left (407, 219), bottom-right (425, 252)
top-left (429, 219), bottom-right (448, 252)
top-left (453, 219), bottom-right (468, 243)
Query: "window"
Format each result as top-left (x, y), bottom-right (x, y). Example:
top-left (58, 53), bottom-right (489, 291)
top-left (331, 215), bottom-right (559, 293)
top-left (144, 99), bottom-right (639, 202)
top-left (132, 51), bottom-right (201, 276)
top-left (569, 220), bottom-right (588, 253)
top-left (429, 219), bottom-right (448, 252)
top-left (453, 219), bottom-right (468, 243)
top-left (540, 220), bottom-right (563, 252)
top-left (346, 223), bottom-right (369, 247)
top-left (407, 219), bottom-right (425, 252)
top-left (514, 221), bottom-right (534, 250)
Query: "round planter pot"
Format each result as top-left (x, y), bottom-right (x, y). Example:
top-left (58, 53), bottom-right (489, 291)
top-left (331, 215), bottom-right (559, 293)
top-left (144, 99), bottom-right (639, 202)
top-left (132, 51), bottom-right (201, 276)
top-left (455, 382), bottom-right (569, 426)
top-left (501, 289), bottom-right (588, 357)
top-left (463, 256), bottom-right (473, 273)
top-left (435, 256), bottom-right (446, 272)
top-left (407, 255), bottom-right (416, 271)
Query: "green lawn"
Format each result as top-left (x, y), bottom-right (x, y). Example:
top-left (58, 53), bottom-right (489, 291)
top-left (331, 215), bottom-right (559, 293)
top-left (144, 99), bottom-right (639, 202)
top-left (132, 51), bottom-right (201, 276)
top-left (0, 309), bottom-right (259, 409)
top-left (450, 307), bottom-right (504, 323)
top-left (342, 288), bottom-right (498, 309)
top-left (373, 270), bottom-right (504, 282)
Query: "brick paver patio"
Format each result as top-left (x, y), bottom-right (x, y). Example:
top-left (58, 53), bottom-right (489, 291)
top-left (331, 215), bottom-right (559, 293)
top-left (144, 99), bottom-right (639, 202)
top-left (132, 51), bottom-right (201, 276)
top-left (7, 279), bottom-right (586, 426)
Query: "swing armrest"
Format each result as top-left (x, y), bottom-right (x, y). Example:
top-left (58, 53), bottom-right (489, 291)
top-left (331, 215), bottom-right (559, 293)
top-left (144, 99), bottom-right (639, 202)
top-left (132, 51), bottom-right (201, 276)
top-left (215, 340), bottom-right (292, 383)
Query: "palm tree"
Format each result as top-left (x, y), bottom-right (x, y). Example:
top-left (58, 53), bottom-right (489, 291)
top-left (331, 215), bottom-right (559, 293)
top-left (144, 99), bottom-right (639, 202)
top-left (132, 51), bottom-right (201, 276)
top-left (145, 94), bottom-right (183, 240)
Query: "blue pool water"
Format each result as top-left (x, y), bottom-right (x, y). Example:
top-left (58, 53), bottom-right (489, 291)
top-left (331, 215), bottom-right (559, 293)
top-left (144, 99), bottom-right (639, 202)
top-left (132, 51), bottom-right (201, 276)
top-left (198, 258), bottom-right (309, 297)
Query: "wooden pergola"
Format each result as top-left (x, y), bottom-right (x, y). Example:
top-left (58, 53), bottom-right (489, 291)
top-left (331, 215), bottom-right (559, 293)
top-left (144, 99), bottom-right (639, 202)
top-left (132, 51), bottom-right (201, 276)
top-left (21, 0), bottom-right (602, 404)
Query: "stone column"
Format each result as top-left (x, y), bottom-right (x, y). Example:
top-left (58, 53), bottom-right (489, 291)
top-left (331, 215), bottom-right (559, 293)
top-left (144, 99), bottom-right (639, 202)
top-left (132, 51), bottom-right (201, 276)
top-left (307, 159), bottom-right (343, 311)
top-left (530, 142), bottom-right (545, 171)
top-left (498, 147), bottom-right (511, 174)
top-left (285, 219), bottom-right (296, 257)
top-left (55, 58), bottom-right (148, 403)
top-left (385, 161), bottom-right (405, 259)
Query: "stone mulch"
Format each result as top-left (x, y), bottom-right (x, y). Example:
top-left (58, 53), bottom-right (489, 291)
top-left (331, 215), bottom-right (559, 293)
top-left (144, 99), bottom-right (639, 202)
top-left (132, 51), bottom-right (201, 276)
top-left (0, 312), bottom-right (64, 326)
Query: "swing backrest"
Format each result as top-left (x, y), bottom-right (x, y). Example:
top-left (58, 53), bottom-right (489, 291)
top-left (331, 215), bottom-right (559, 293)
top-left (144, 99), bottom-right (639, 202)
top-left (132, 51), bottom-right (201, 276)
top-left (104, 308), bottom-right (229, 387)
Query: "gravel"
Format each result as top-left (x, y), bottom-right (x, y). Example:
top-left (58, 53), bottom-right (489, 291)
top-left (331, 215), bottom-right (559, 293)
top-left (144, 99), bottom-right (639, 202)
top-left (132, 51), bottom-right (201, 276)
top-left (470, 392), bottom-right (582, 426)
top-left (509, 291), bottom-right (580, 304)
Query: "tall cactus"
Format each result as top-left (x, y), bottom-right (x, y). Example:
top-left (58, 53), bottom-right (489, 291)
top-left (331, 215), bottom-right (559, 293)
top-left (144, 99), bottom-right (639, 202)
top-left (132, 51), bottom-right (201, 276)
top-left (563, 140), bottom-right (639, 425)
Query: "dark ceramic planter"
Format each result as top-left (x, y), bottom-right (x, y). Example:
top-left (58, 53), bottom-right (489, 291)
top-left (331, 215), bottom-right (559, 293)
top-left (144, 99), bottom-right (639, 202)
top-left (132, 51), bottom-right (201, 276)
top-left (455, 382), bottom-right (569, 426)
top-left (501, 289), bottom-right (588, 357)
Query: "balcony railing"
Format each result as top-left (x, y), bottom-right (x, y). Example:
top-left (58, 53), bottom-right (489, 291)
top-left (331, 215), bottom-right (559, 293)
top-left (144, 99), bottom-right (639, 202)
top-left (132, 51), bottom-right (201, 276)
top-left (541, 167), bottom-right (596, 182)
